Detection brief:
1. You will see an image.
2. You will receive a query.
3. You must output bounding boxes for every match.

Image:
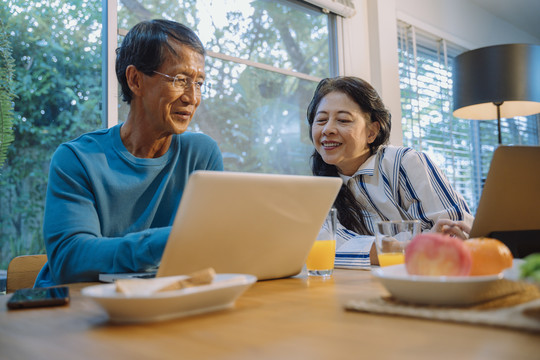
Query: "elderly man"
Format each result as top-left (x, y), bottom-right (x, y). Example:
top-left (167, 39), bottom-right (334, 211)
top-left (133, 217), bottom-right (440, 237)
top-left (35, 19), bottom-right (223, 286)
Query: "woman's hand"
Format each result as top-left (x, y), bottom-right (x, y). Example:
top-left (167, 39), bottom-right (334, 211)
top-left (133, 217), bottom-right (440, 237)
top-left (431, 219), bottom-right (471, 240)
top-left (371, 219), bottom-right (471, 265)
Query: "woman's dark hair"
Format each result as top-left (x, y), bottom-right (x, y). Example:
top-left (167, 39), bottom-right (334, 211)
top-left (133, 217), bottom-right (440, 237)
top-left (116, 19), bottom-right (206, 104)
top-left (306, 76), bottom-right (392, 235)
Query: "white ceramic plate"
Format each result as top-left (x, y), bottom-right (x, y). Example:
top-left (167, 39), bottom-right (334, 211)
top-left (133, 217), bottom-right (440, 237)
top-left (81, 273), bottom-right (257, 323)
top-left (372, 264), bottom-right (504, 306)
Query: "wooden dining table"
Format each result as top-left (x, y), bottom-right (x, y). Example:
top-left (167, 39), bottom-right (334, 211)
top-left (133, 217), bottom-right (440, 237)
top-left (1, 268), bottom-right (539, 360)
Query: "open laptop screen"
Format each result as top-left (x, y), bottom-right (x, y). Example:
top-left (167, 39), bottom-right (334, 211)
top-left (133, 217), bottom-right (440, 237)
top-left (157, 171), bottom-right (342, 280)
top-left (469, 145), bottom-right (540, 257)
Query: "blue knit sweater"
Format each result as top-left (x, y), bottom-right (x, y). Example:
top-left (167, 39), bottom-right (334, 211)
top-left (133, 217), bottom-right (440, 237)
top-left (35, 124), bottom-right (223, 286)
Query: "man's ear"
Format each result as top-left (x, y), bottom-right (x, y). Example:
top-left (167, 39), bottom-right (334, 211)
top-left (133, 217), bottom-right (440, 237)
top-left (368, 121), bottom-right (381, 144)
top-left (125, 65), bottom-right (143, 97)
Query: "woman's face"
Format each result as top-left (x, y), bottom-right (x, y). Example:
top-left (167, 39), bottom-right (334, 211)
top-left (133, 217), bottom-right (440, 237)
top-left (311, 91), bottom-right (380, 176)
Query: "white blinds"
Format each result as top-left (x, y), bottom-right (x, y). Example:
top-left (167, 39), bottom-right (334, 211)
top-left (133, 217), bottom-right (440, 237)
top-left (397, 21), bottom-right (540, 212)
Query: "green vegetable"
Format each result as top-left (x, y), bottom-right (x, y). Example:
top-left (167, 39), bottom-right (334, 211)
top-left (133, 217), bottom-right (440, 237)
top-left (520, 253), bottom-right (540, 282)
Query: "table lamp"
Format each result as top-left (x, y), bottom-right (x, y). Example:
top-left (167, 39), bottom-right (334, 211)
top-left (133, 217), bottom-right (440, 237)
top-left (452, 43), bottom-right (540, 144)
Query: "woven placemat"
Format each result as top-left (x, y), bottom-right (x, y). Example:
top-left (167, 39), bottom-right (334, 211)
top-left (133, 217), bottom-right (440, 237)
top-left (345, 280), bottom-right (540, 332)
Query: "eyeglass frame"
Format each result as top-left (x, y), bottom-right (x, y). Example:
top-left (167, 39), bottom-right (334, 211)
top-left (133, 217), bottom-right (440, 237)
top-left (152, 71), bottom-right (211, 95)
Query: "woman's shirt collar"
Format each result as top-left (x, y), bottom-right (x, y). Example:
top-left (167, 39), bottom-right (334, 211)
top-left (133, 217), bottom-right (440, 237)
top-left (338, 150), bottom-right (381, 183)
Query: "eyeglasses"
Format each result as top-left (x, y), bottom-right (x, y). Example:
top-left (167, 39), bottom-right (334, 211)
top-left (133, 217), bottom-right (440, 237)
top-left (152, 71), bottom-right (211, 95)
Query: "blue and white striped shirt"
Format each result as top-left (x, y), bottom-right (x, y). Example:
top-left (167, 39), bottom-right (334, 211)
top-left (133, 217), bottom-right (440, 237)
top-left (334, 145), bottom-right (474, 268)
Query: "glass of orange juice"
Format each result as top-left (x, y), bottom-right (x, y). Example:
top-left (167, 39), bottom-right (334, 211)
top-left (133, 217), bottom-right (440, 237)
top-left (375, 220), bottom-right (421, 267)
top-left (306, 208), bottom-right (337, 276)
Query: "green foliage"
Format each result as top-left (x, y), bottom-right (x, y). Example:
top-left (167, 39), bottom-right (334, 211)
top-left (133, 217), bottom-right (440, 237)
top-left (520, 253), bottom-right (540, 282)
top-left (0, 18), bottom-right (15, 169)
top-left (0, 0), bottom-right (103, 268)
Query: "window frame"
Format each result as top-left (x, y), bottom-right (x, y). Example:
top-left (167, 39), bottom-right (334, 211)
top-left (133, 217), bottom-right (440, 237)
top-left (104, 0), bottom-right (342, 128)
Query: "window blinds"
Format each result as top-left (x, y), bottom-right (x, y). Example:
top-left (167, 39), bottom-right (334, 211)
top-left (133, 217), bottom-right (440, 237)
top-left (397, 21), bottom-right (540, 212)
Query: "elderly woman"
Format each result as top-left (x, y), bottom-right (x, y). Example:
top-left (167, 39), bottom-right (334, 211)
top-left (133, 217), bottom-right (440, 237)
top-left (307, 76), bottom-right (473, 265)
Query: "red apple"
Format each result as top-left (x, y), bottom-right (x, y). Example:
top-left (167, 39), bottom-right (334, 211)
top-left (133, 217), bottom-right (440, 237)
top-left (405, 233), bottom-right (472, 276)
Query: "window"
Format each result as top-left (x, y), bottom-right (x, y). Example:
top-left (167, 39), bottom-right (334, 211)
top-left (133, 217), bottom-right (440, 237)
top-left (115, 0), bottom-right (337, 174)
top-left (397, 21), bottom-right (540, 213)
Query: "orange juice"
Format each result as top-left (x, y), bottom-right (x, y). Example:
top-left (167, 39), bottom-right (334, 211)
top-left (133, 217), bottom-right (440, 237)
top-left (377, 252), bottom-right (405, 267)
top-left (306, 240), bottom-right (336, 271)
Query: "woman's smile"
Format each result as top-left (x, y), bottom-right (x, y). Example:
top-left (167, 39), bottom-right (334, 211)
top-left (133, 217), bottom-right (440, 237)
top-left (321, 141), bottom-right (342, 150)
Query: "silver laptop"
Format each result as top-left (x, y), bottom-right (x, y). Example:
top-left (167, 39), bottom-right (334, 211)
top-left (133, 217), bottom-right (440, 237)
top-left (100, 171), bottom-right (341, 282)
top-left (469, 145), bottom-right (540, 256)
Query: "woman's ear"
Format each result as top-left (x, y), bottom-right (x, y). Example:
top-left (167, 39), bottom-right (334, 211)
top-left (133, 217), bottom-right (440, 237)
top-left (125, 65), bottom-right (143, 98)
top-left (367, 121), bottom-right (381, 144)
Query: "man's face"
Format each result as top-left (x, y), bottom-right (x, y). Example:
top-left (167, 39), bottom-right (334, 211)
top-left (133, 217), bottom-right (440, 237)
top-left (140, 41), bottom-right (206, 136)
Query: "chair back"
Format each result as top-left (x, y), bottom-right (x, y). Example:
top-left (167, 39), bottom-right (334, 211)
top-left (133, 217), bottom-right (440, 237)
top-left (6, 255), bottom-right (47, 293)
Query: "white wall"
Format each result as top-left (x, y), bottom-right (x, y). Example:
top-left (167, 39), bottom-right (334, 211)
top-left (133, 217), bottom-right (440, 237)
top-left (395, 0), bottom-right (540, 49)
top-left (339, 0), bottom-right (402, 146)
top-left (340, 0), bottom-right (540, 146)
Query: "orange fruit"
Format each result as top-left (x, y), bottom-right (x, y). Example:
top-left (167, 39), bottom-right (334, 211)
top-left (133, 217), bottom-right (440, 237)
top-left (463, 237), bottom-right (513, 275)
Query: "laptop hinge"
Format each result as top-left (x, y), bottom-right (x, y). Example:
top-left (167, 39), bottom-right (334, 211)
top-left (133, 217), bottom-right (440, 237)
top-left (488, 230), bottom-right (540, 258)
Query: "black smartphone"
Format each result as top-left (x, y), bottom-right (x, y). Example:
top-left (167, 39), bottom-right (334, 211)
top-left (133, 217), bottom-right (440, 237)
top-left (6, 286), bottom-right (70, 310)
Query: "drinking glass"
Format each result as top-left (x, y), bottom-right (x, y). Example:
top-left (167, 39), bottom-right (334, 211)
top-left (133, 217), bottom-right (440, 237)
top-left (375, 220), bottom-right (421, 267)
top-left (306, 208), bottom-right (337, 276)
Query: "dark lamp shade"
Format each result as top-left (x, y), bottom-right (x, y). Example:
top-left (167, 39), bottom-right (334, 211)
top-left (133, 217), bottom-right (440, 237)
top-left (452, 43), bottom-right (540, 120)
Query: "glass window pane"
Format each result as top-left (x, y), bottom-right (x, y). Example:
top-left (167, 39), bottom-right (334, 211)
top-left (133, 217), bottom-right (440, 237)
top-left (117, 0), bottom-right (331, 78)
top-left (0, 1), bottom-right (103, 270)
top-left (196, 59), bottom-right (316, 174)
top-left (117, 0), bottom-right (334, 174)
